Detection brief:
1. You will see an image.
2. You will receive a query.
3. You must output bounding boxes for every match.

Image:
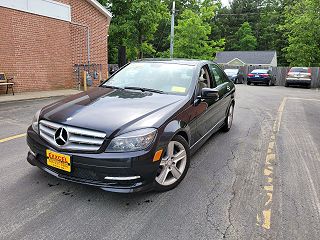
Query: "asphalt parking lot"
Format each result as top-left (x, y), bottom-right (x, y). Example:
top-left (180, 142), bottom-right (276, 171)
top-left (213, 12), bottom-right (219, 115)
top-left (0, 85), bottom-right (320, 240)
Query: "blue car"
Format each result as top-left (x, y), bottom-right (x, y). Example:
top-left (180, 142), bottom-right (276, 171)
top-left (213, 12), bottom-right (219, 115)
top-left (247, 69), bottom-right (276, 86)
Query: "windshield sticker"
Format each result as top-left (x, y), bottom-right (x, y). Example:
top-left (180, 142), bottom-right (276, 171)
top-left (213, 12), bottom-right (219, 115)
top-left (171, 86), bottom-right (186, 93)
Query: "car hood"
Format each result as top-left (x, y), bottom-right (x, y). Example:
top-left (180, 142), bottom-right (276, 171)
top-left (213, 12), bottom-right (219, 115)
top-left (40, 87), bottom-right (185, 137)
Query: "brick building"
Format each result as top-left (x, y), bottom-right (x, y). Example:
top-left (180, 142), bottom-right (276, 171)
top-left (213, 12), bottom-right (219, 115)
top-left (0, 0), bottom-right (112, 93)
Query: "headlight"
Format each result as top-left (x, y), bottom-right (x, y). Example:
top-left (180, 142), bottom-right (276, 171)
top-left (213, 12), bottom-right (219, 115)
top-left (106, 128), bottom-right (157, 152)
top-left (31, 110), bottom-right (41, 133)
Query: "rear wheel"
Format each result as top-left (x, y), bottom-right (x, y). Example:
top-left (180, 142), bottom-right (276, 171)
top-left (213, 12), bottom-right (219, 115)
top-left (154, 135), bottom-right (190, 192)
top-left (285, 82), bottom-right (289, 87)
top-left (266, 80), bottom-right (271, 86)
top-left (222, 103), bottom-right (234, 132)
top-left (247, 81), bottom-right (251, 85)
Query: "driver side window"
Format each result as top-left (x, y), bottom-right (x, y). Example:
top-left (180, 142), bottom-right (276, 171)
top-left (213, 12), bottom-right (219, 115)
top-left (197, 66), bottom-right (212, 95)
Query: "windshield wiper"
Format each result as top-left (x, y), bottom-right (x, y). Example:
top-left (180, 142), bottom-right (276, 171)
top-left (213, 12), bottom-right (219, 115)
top-left (124, 87), bottom-right (165, 94)
top-left (100, 85), bottom-right (124, 90)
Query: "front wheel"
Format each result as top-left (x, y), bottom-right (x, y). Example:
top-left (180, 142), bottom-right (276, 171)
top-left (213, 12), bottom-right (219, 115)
top-left (222, 103), bottom-right (234, 132)
top-left (154, 135), bottom-right (190, 192)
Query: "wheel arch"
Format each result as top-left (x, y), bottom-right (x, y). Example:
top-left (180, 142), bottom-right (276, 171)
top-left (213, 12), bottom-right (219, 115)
top-left (161, 120), bottom-right (191, 147)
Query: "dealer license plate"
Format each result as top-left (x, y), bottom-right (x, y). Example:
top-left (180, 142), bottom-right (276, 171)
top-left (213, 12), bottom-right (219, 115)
top-left (46, 150), bottom-right (71, 172)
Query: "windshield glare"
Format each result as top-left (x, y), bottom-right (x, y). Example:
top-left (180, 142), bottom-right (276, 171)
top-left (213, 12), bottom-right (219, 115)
top-left (251, 69), bottom-right (268, 74)
top-left (290, 67), bottom-right (309, 73)
top-left (103, 62), bottom-right (195, 95)
top-left (225, 69), bottom-right (238, 75)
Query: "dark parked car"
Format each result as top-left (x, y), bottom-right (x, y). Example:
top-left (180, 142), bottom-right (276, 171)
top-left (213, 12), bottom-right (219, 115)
top-left (285, 67), bottom-right (312, 88)
top-left (27, 59), bottom-right (235, 193)
top-left (224, 68), bottom-right (245, 84)
top-left (247, 69), bottom-right (276, 86)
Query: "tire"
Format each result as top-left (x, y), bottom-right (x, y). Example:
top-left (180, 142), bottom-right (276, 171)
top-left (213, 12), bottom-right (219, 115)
top-left (221, 103), bottom-right (235, 132)
top-left (154, 135), bottom-right (190, 192)
top-left (247, 81), bottom-right (251, 85)
top-left (266, 80), bottom-right (271, 86)
top-left (285, 82), bottom-right (289, 87)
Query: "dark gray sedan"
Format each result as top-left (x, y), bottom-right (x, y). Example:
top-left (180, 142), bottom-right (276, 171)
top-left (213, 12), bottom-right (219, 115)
top-left (27, 59), bottom-right (236, 193)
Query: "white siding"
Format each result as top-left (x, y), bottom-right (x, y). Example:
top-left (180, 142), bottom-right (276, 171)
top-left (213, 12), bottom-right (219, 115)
top-left (0, 0), bottom-right (71, 22)
top-left (270, 52), bottom-right (278, 67)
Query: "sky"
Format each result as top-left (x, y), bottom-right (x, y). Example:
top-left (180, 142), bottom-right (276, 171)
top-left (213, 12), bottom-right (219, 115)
top-left (221, 0), bottom-right (231, 7)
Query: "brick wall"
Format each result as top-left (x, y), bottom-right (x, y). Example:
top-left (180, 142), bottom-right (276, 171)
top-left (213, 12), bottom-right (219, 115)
top-left (0, 0), bottom-right (110, 93)
top-left (0, 7), bottom-right (73, 93)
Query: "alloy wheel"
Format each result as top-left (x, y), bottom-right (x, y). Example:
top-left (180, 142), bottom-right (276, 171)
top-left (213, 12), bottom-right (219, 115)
top-left (156, 141), bottom-right (187, 186)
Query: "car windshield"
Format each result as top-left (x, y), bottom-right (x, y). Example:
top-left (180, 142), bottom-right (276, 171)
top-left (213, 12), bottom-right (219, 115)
top-left (103, 62), bottom-right (195, 95)
top-left (224, 69), bottom-right (238, 75)
top-left (290, 67), bottom-right (309, 73)
top-left (251, 69), bottom-right (268, 74)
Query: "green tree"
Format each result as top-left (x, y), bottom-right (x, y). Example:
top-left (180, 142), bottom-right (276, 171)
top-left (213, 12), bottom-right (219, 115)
top-left (233, 22), bottom-right (257, 50)
top-left (105, 0), bottom-right (169, 62)
top-left (282, 0), bottom-right (320, 66)
top-left (173, 5), bottom-right (225, 59)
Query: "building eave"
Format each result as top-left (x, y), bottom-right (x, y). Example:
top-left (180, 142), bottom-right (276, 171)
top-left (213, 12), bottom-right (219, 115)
top-left (86, 0), bottom-right (112, 19)
top-left (227, 58), bottom-right (246, 65)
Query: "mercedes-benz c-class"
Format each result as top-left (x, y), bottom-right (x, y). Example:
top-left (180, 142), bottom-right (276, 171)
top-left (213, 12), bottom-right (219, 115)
top-left (27, 59), bottom-right (235, 193)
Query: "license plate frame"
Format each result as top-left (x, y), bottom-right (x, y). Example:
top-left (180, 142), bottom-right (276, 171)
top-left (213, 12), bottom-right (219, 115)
top-left (46, 149), bottom-right (71, 172)
top-left (255, 75), bottom-right (260, 78)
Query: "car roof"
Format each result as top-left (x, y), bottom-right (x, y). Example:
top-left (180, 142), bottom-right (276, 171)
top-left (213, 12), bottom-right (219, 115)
top-left (135, 58), bottom-right (211, 66)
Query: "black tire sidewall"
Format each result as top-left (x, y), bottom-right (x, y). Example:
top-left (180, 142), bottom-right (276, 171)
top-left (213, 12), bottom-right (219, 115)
top-left (154, 135), bottom-right (190, 192)
top-left (222, 102), bottom-right (234, 132)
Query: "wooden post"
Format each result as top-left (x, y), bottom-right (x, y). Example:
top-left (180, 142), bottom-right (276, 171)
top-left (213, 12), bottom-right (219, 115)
top-left (83, 70), bottom-right (87, 91)
top-left (99, 70), bottom-right (103, 83)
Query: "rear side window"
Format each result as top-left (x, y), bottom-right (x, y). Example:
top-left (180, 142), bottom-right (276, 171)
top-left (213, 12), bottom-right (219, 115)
top-left (290, 67), bottom-right (309, 73)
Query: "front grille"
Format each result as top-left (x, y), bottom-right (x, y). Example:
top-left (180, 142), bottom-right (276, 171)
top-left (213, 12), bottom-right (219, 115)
top-left (39, 120), bottom-right (106, 152)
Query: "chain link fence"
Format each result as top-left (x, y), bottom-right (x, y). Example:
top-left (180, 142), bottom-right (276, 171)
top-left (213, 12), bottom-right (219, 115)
top-left (71, 23), bottom-right (104, 90)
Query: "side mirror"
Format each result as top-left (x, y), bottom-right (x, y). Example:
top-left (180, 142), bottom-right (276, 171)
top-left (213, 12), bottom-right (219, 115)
top-left (200, 88), bottom-right (219, 100)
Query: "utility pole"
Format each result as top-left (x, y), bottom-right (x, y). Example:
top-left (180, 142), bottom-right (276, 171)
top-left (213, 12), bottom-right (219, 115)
top-left (170, 1), bottom-right (175, 59)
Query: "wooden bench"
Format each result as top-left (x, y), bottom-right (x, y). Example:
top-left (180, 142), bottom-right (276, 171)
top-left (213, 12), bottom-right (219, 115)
top-left (0, 73), bottom-right (14, 95)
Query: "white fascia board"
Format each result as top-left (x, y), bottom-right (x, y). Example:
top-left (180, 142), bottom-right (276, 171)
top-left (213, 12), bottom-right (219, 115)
top-left (86, 0), bottom-right (112, 19)
top-left (227, 58), bottom-right (246, 65)
top-left (0, 0), bottom-right (71, 22)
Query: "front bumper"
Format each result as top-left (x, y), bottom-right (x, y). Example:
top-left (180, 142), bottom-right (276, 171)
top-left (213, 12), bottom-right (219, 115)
top-left (26, 127), bottom-right (161, 193)
top-left (286, 78), bottom-right (311, 86)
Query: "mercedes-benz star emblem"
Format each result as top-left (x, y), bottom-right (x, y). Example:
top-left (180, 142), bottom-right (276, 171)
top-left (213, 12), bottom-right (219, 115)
top-left (54, 128), bottom-right (69, 146)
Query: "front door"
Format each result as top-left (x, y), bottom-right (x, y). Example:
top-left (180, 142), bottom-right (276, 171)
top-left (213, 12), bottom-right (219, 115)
top-left (209, 64), bottom-right (233, 123)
